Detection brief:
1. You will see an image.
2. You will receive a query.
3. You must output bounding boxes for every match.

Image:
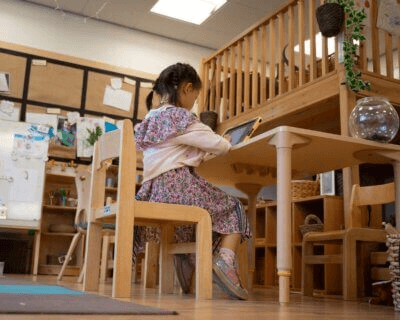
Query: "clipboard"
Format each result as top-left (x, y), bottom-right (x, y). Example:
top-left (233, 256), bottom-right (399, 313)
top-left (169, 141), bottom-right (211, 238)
top-left (222, 117), bottom-right (262, 146)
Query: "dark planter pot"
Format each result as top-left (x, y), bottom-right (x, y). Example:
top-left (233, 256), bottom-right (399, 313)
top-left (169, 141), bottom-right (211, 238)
top-left (200, 111), bottom-right (218, 131)
top-left (316, 3), bottom-right (345, 38)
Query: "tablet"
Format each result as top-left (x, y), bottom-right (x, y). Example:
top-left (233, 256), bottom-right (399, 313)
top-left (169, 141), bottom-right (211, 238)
top-left (222, 117), bottom-right (262, 146)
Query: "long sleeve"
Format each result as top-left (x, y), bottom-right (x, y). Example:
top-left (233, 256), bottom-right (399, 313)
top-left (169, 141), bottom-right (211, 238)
top-left (171, 122), bottom-right (231, 156)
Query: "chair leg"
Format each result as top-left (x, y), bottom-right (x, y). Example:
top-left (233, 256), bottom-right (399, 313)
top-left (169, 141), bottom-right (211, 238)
top-left (302, 239), bottom-right (314, 296)
top-left (143, 241), bottom-right (159, 288)
top-left (159, 224), bottom-right (175, 294)
top-left (83, 222), bottom-right (103, 292)
top-left (195, 216), bottom-right (212, 300)
top-left (57, 232), bottom-right (82, 281)
top-left (343, 233), bottom-right (357, 300)
top-left (100, 234), bottom-right (111, 282)
top-left (77, 259), bottom-right (85, 283)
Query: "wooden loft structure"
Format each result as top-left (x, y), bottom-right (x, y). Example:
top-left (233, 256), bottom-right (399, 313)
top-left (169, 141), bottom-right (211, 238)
top-left (198, 0), bottom-right (400, 223)
top-left (198, 0), bottom-right (400, 138)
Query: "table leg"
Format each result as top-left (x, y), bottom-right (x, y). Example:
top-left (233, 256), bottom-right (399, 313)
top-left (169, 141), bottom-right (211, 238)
top-left (269, 131), bottom-right (308, 304)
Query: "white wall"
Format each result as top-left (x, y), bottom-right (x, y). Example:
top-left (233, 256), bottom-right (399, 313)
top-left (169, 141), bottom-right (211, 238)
top-left (0, 0), bottom-right (214, 75)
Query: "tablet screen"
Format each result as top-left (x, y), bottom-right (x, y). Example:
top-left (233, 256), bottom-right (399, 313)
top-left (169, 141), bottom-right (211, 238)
top-left (223, 118), bottom-right (261, 146)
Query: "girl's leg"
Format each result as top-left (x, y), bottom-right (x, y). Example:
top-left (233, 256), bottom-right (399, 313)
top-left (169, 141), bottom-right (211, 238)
top-left (214, 233), bottom-right (248, 300)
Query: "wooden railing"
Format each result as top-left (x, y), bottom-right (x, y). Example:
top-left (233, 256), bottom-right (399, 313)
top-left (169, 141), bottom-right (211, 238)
top-left (199, 0), bottom-right (400, 128)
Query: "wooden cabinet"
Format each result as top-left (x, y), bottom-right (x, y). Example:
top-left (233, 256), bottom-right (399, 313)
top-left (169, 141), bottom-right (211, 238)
top-left (34, 165), bottom-right (82, 276)
top-left (254, 195), bottom-right (343, 291)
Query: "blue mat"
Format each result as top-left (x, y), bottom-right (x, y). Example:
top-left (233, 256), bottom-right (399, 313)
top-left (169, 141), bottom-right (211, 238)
top-left (0, 278), bottom-right (177, 315)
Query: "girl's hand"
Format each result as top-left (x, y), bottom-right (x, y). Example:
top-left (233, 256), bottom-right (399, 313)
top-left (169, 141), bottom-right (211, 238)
top-left (223, 134), bottom-right (232, 143)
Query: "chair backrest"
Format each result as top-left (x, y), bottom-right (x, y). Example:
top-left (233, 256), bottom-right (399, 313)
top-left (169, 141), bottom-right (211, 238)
top-left (349, 182), bottom-right (395, 229)
top-left (89, 119), bottom-right (136, 220)
top-left (74, 165), bottom-right (91, 228)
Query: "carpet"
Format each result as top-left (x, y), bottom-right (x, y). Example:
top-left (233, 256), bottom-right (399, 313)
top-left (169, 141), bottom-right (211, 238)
top-left (0, 278), bottom-right (177, 315)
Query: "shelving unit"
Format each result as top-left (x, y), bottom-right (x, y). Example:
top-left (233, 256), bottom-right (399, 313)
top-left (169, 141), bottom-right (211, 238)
top-left (254, 195), bottom-right (343, 292)
top-left (34, 166), bottom-right (82, 276)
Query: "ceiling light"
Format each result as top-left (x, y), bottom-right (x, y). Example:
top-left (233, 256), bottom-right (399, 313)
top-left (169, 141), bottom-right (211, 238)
top-left (150, 0), bottom-right (227, 25)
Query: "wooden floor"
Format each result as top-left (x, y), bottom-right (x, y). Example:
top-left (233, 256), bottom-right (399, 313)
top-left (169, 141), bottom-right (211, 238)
top-left (0, 275), bottom-right (398, 320)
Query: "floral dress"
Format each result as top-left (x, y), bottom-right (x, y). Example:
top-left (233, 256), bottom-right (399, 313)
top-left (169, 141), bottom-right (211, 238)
top-left (133, 106), bottom-right (251, 263)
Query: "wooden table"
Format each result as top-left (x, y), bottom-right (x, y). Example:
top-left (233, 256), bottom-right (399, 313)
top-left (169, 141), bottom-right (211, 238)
top-left (197, 126), bottom-right (400, 304)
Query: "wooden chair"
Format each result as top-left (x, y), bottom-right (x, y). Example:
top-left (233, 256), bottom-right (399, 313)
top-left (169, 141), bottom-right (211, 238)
top-left (302, 182), bottom-right (394, 300)
top-left (57, 166), bottom-right (91, 282)
top-left (83, 119), bottom-right (212, 299)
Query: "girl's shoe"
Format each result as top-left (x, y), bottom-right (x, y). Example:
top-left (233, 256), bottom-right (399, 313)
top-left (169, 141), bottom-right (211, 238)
top-left (174, 254), bottom-right (194, 294)
top-left (212, 254), bottom-right (248, 300)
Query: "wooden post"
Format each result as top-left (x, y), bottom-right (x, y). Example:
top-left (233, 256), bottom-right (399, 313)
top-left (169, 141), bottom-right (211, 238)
top-left (338, 66), bottom-right (358, 229)
top-left (298, 0), bottom-right (306, 85)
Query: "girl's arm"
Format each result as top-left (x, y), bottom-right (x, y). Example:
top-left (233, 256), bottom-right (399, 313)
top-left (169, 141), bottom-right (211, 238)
top-left (172, 122), bottom-right (231, 155)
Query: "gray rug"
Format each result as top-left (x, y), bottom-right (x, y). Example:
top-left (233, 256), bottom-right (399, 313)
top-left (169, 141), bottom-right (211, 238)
top-left (0, 278), bottom-right (177, 315)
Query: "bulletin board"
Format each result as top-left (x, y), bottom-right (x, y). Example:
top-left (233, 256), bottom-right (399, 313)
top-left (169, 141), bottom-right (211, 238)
top-left (28, 62), bottom-right (83, 108)
top-left (0, 52), bottom-right (27, 99)
top-left (85, 71), bottom-right (135, 118)
top-left (0, 40), bottom-right (157, 160)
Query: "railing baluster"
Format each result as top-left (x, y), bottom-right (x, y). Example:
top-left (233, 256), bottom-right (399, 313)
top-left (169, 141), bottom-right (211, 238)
top-left (244, 35), bottom-right (251, 111)
top-left (252, 28), bottom-right (259, 108)
top-left (269, 18), bottom-right (276, 99)
top-left (210, 58), bottom-right (216, 112)
top-left (288, 4), bottom-right (295, 91)
top-left (229, 45), bottom-right (236, 118)
top-left (261, 23), bottom-right (268, 103)
top-left (320, 0), bottom-right (328, 76)
top-left (309, 0), bottom-right (317, 80)
top-left (199, 58), bottom-right (206, 113)
top-left (278, 12), bottom-right (285, 95)
top-left (370, 0), bottom-right (380, 74)
top-left (236, 40), bottom-right (243, 115)
top-left (215, 54), bottom-right (222, 117)
top-left (385, 33), bottom-right (393, 79)
top-left (298, 0), bottom-right (306, 85)
top-left (222, 50), bottom-right (229, 120)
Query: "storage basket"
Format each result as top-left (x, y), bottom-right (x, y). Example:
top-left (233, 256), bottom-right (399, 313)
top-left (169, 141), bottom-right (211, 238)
top-left (316, 3), bottom-right (345, 38)
top-left (291, 178), bottom-right (320, 200)
top-left (299, 214), bottom-right (324, 236)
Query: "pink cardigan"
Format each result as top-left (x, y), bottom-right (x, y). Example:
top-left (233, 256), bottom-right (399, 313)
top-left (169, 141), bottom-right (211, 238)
top-left (142, 121), bottom-right (231, 182)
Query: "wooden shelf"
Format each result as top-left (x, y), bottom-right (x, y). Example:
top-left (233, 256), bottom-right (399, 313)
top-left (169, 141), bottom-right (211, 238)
top-left (105, 187), bottom-right (118, 192)
top-left (38, 264), bottom-right (80, 276)
top-left (45, 173), bottom-right (75, 184)
top-left (43, 205), bottom-right (77, 212)
top-left (42, 232), bottom-right (76, 237)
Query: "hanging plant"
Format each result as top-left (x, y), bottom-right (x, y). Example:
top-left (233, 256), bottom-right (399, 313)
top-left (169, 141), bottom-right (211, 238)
top-left (325, 0), bottom-right (370, 92)
top-left (86, 126), bottom-right (103, 146)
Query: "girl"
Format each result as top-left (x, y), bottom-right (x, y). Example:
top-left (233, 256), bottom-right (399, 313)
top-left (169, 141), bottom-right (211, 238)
top-left (134, 63), bottom-right (251, 300)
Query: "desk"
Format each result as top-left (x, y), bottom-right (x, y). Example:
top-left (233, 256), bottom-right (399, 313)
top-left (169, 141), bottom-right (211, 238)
top-left (197, 126), bottom-right (400, 304)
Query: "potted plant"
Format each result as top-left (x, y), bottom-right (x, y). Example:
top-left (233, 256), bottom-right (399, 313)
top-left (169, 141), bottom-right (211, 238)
top-left (318, 0), bottom-right (370, 92)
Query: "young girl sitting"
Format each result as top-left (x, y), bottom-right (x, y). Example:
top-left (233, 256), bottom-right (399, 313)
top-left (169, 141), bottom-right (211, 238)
top-left (134, 62), bottom-right (251, 300)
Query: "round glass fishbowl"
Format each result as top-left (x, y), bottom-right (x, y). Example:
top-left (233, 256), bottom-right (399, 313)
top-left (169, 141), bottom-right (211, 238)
top-left (349, 96), bottom-right (399, 143)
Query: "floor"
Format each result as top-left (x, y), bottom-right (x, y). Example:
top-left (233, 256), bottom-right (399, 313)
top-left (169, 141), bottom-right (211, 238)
top-left (0, 275), bottom-right (399, 320)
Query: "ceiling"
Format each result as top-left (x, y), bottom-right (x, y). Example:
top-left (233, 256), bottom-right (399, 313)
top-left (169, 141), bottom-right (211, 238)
top-left (21, 0), bottom-right (283, 50)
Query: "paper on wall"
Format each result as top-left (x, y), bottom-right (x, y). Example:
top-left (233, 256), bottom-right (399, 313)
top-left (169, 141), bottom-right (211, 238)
top-left (0, 101), bottom-right (19, 122)
top-left (103, 85), bottom-right (132, 111)
top-left (0, 73), bottom-right (10, 93)
top-left (77, 117), bottom-right (105, 158)
top-left (110, 78), bottom-right (122, 90)
top-left (26, 112), bottom-right (58, 132)
top-left (9, 168), bottom-right (39, 203)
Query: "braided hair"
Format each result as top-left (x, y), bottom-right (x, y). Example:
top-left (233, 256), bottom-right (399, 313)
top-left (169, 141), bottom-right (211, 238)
top-left (145, 63), bottom-right (202, 111)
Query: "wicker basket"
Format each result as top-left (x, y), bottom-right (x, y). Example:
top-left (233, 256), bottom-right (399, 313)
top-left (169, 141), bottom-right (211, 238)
top-left (316, 3), bottom-right (345, 38)
top-left (291, 178), bottom-right (320, 200)
top-left (299, 214), bottom-right (324, 236)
